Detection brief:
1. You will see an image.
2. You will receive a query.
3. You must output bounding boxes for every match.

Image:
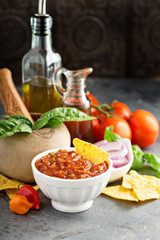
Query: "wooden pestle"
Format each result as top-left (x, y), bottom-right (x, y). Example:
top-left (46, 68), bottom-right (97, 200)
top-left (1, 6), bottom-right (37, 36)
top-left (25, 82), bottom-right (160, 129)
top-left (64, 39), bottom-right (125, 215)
top-left (0, 68), bottom-right (34, 124)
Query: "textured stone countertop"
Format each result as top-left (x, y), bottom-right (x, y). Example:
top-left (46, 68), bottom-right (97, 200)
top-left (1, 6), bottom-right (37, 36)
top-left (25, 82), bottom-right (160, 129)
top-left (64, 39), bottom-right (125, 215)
top-left (1, 78), bottom-right (160, 240)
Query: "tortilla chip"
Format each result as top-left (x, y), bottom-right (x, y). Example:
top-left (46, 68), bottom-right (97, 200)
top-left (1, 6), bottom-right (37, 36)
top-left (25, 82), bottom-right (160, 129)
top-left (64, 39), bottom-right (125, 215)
top-left (102, 170), bottom-right (160, 202)
top-left (0, 174), bottom-right (24, 191)
top-left (130, 170), bottom-right (160, 201)
top-left (5, 188), bottom-right (18, 199)
top-left (0, 174), bottom-right (39, 198)
top-left (123, 173), bottom-right (160, 190)
top-left (102, 185), bottom-right (138, 202)
top-left (33, 185), bottom-right (39, 191)
top-left (122, 174), bottom-right (133, 189)
top-left (73, 138), bottom-right (109, 165)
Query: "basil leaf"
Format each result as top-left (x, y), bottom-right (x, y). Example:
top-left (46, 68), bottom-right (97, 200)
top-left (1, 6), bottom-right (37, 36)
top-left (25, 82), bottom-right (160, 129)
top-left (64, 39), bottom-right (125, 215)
top-left (33, 107), bottom-right (95, 130)
top-left (104, 125), bottom-right (121, 142)
top-left (131, 145), bottom-right (144, 171)
top-left (155, 171), bottom-right (160, 178)
top-left (138, 166), bottom-right (160, 177)
top-left (143, 153), bottom-right (160, 172)
top-left (0, 119), bottom-right (32, 139)
top-left (3, 115), bottom-right (33, 128)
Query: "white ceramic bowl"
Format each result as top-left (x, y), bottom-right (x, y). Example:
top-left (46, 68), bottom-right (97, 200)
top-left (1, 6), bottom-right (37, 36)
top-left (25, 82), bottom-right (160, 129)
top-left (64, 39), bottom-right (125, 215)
top-left (31, 147), bottom-right (112, 213)
top-left (109, 138), bottom-right (133, 183)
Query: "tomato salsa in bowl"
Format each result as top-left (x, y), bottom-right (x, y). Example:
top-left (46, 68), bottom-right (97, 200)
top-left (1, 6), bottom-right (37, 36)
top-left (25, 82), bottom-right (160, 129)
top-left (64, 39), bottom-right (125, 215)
top-left (35, 149), bottom-right (108, 179)
top-left (31, 147), bottom-right (112, 213)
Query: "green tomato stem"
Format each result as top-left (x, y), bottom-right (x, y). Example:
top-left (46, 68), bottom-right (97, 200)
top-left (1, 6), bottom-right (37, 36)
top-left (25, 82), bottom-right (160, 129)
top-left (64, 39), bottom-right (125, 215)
top-left (91, 104), bottom-right (112, 118)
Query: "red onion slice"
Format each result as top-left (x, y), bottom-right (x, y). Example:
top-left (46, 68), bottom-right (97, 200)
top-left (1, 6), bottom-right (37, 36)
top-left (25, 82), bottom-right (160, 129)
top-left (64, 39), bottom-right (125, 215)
top-left (112, 156), bottom-right (129, 168)
top-left (94, 140), bottom-right (108, 147)
top-left (94, 139), bottom-right (129, 168)
top-left (94, 141), bottom-right (123, 151)
top-left (109, 142), bottom-right (128, 160)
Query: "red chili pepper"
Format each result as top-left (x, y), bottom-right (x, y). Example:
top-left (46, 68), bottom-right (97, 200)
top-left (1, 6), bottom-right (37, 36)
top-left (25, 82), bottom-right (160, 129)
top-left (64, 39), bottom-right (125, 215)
top-left (16, 185), bottom-right (40, 210)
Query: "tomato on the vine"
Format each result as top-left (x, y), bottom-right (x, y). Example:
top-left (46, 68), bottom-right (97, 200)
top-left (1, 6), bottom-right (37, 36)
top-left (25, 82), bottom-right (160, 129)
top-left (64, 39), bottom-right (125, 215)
top-left (93, 111), bottom-right (108, 122)
top-left (95, 117), bottom-right (132, 142)
top-left (110, 102), bottom-right (131, 120)
top-left (129, 109), bottom-right (159, 148)
top-left (92, 118), bottom-right (100, 142)
top-left (86, 92), bottom-right (99, 116)
top-left (86, 92), bottom-right (101, 140)
top-left (91, 101), bottom-right (131, 122)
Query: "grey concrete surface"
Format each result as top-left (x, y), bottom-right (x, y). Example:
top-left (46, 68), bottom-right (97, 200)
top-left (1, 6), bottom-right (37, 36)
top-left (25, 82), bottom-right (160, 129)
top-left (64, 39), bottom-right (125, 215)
top-left (1, 78), bottom-right (160, 240)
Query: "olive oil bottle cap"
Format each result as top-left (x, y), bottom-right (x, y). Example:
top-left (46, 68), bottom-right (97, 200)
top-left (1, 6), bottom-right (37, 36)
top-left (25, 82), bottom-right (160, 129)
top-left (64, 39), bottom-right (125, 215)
top-left (31, 14), bottom-right (52, 36)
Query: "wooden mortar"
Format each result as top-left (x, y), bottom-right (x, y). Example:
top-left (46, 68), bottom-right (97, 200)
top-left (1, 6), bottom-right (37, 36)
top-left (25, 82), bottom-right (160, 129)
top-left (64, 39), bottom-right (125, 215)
top-left (0, 68), bottom-right (71, 182)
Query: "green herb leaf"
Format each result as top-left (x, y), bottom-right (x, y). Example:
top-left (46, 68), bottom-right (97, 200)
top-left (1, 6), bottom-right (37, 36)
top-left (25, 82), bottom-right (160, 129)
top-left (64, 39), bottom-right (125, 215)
top-left (0, 118), bottom-right (32, 139)
top-left (143, 153), bottom-right (160, 172)
top-left (3, 115), bottom-right (33, 128)
top-left (155, 171), bottom-right (160, 178)
top-left (104, 125), bottom-right (121, 142)
top-left (138, 166), bottom-right (160, 178)
top-left (33, 107), bottom-right (95, 130)
top-left (131, 145), bottom-right (144, 171)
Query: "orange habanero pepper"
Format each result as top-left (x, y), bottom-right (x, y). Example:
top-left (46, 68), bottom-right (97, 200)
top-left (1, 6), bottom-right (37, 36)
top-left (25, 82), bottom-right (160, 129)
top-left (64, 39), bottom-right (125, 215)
top-left (9, 195), bottom-right (33, 215)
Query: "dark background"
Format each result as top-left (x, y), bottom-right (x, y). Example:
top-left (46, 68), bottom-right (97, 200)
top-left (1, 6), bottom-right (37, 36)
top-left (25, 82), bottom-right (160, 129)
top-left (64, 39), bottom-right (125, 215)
top-left (0, 0), bottom-right (160, 85)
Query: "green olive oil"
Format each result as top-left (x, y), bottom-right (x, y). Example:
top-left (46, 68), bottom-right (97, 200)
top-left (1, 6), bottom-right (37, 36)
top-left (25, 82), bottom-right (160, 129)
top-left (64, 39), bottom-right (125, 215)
top-left (22, 77), bottom-right (62, 113)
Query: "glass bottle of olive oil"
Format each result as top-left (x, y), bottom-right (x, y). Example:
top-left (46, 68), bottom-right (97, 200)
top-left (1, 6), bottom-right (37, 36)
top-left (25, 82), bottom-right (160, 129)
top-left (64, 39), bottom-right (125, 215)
top-left (22, 14), bottom-right (62, 114)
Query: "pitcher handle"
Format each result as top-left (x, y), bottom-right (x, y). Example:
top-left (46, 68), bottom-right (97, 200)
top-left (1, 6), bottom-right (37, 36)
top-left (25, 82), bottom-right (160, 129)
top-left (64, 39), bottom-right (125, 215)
top-left (54, 67), bottom-right (67, 97)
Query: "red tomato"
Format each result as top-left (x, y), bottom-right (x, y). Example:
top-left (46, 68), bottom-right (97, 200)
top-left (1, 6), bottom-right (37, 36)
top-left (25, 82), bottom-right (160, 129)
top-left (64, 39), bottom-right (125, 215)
top-left (129, 110), bottom-right (159, 148)
top-left (92, 118), bottom-right (100, 142)
top-left (87, 92), bottom-right (99, 116)
top-left (95, 117), bottom-right (132, 142)
top-left (87, 92), bottom-right (99, 106)
top-left (94, 110), bottom-right (110, 122)
top-left (111, 102), bottom-right (131, 120)
top-left (93, 102), bottom-right (131, 122)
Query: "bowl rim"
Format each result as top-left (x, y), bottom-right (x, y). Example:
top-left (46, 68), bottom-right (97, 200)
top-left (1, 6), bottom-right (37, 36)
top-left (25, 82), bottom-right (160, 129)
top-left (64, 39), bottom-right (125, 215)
top-left (31, 147), bottom-right (113, 183)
